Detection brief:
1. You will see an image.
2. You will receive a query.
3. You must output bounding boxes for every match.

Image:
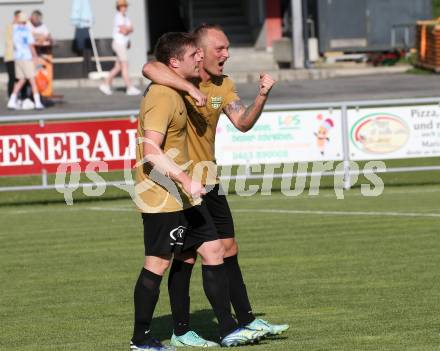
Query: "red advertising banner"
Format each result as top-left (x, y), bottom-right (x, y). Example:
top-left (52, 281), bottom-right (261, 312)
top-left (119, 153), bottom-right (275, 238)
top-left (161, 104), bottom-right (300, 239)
top-left (0, 118), bottom-right (137, 176)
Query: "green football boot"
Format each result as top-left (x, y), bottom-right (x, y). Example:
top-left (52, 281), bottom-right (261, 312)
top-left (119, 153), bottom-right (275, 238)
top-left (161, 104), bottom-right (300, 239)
top-left (170, 331), bottom-right (219, 347)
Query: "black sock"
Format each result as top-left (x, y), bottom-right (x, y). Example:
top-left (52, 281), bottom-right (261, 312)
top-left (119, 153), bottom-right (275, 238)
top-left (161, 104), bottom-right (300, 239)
top-left (202, 264), bottom-right (238, 338)
top-left (168, 259), bottom-right (194, 336)
top-left (224, 255), bottom-right (255, 326)
top-left (132, 268), bottom-right (162, 345)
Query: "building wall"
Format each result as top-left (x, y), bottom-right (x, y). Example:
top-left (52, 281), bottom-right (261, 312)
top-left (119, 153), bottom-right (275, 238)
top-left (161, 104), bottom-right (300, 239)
top-left (0, 0), bottom-right (147, 76)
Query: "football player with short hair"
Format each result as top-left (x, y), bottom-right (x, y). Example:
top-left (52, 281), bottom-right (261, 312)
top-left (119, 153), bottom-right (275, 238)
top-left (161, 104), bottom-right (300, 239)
top-left (142, 24), bottom-right (289, 348)
top-left (132, 31), bottom-right (264, 351)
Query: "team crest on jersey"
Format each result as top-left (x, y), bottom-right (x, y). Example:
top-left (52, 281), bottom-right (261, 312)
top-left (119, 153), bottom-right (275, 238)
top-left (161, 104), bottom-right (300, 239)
top-left (211, 96), bottom-right (223, 109)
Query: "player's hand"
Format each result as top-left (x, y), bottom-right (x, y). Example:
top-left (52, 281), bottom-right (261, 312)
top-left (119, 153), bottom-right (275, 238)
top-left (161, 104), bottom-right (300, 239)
top-left (188, 86), bottom-right (207, 107)
top-left (182, 178), bottom-right (207, 201)
top-left (259, 73), bottom-right (276, 96)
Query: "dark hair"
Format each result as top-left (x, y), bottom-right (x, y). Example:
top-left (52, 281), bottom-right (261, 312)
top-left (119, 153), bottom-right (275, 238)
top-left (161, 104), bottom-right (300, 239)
top-left (192, 23), bottom-right (224, 44)
top-left (31, 10), bottom-right (42, 17)
top-left (14, 10), bottom-right (21, 16)
top-left (154, 32), bottom-right (196, 65)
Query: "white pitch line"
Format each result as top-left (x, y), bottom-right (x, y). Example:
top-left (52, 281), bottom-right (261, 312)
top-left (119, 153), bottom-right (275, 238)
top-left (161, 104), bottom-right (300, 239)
top-left (234, 209), bottom-right (440, 218)
top-left (315, 187), bottom-right (440, 198)
top-left (225, 187), bottom-right (440, 203)
top-left (0, 207), bottom-right (83, 215)
top-left (87, 206), bottom-right (133, 212)
top-left (0, 206), bottom-right (134, 215)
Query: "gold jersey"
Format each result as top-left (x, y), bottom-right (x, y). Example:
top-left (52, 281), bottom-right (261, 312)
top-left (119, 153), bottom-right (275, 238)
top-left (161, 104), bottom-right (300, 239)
top-left (184, 76), bottom-right (239, 185)
top-left (135, 85), bottom-right (193, 213)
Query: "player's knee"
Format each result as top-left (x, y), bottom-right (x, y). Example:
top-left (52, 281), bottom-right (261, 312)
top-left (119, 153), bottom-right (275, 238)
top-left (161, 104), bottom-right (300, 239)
top-left (215, 242), bottom-right (226, 260)
top-left (144, 255), bottom-right (171, 275)
top-left (209, 241), bottom-right (225, 261)
top-left (159, 259), bottom-right (171, 272)
top-left (154, 260), bottom-right (171, 275)
top-left (222, 238), bottom-right (238, 257)
top-left (198, 240), bottom-right (225, 264)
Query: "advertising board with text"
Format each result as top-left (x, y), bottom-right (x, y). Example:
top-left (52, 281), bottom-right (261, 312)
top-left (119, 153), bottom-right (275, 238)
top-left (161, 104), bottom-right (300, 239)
top-left (348, 104), bottom-right (440, 160)
top-left (0, 118), bottom-right (137, 176)
top-left (215, 110), bottom-right (344, 165)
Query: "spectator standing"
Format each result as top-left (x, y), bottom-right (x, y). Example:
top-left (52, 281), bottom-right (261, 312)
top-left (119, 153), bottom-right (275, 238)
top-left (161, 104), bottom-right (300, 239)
top-left (28, 9), bottom-right (55, 100)
top-left (28, 10), bottom-right (53, 46)
top-left (99, 0), bottom-right (140, 96)
top-left (7, 12), bottom-right (44, 110)
top-left (4, 10), bottom-right (22, 97)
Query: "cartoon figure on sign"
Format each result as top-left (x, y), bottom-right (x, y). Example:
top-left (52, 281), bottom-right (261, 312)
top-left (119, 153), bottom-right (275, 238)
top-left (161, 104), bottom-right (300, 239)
top-left (314, 118), bottom-right (334, 155)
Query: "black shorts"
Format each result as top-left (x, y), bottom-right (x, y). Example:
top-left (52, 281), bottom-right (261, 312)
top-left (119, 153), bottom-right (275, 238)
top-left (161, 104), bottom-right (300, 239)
top-left (142, 202), bottom-right (219, 256)
top-left (203, 184), bottom-right (235, 239)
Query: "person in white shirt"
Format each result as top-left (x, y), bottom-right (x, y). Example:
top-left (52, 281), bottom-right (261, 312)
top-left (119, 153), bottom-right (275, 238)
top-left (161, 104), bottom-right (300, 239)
top-left (7, 12), bottom-right (44, 110)
top-left (4, 10), bottom-right (22, 97)
top-left (99, 0), bottom-right (141, 96)
top-left (28, 10), bottom-right (53, 47)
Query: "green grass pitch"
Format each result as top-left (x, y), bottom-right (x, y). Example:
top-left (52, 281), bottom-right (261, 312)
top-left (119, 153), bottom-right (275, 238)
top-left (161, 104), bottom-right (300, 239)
top-left (1, 185), bottom-right (440, 350)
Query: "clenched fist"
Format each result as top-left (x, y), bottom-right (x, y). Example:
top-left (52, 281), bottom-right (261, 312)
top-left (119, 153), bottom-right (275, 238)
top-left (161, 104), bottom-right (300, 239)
top-left (259, 73), bottom-right (276, 96)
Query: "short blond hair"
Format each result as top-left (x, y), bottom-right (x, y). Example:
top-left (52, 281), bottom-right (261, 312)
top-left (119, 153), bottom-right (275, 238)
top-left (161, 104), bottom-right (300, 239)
top-left (192, 23), bottom-right (224, 45)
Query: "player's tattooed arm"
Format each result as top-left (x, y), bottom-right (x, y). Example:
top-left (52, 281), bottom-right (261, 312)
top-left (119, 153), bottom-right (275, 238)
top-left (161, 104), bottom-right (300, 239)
top-left (142, 61), bottom-right (207, 106)
top-left (224, 99), bottom-right (264, 133)
top-left (224, 99), bottom-right (260, 125)
top-left (224, 99), bottom-right (246, 115)
top-left (223, 73), bottom-right (276, 132)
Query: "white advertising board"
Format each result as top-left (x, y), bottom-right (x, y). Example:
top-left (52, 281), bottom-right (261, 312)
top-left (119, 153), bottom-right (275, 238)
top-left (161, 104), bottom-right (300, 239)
top-left (215, 109), bottom-right (344, 165)
top-left (348, 104), bottom-right (440, 161)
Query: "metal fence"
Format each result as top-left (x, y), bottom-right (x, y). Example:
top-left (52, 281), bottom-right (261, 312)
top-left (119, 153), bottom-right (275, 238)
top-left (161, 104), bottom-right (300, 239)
top-left (1, 96), bottom-right (440, 192)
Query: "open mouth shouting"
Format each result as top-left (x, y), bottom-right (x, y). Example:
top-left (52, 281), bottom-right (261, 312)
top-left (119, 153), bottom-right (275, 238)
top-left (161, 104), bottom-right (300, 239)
top-left (218, 60), bottom-right (226, 72)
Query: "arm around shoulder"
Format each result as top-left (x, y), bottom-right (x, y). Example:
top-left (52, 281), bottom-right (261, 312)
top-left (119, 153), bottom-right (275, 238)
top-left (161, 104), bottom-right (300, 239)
top-left (142, 61), bottom-right (192, 91)
top-left (142, 61), bottom-right (207, 106)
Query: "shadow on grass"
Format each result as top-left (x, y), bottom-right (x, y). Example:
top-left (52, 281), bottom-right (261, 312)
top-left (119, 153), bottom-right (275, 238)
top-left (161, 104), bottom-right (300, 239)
top-left (150, 309), bottom-right (219, 341)
top-left (149, 309), bottom-right (288, 344)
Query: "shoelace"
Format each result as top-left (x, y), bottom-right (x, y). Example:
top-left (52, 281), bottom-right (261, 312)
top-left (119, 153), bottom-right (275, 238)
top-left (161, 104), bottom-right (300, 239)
top-left (187, 330), bottom-right (207, 344)
top-left (187, 331), bottom-right (199, 338)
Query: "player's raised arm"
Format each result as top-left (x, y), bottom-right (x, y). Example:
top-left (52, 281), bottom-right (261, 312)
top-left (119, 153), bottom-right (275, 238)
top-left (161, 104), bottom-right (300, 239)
top-left (141, 129), bottom-right (206, 199)
top-left (142, 61), bottom-right (207, 106)
top-left (223, 73), bottom-right (276, 133)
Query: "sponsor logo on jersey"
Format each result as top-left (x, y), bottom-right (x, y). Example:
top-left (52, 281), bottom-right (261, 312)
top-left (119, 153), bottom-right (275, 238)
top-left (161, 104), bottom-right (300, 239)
top-left (211, 96), bottom-right (223, 109)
